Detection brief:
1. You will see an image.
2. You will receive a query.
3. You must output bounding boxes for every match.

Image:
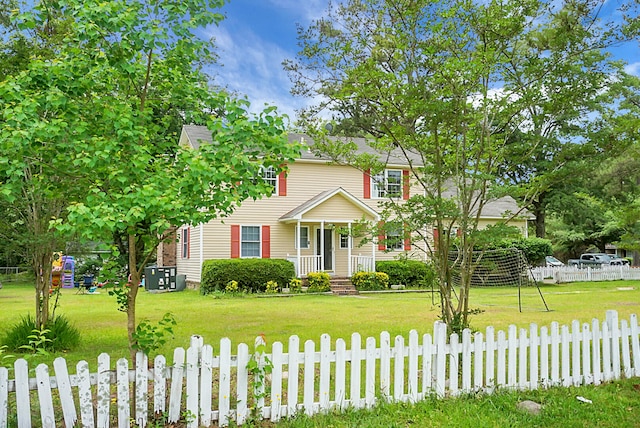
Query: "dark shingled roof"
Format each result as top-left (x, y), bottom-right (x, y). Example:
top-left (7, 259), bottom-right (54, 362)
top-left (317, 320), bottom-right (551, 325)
top-left (181, 125), bottom-right (423, 166)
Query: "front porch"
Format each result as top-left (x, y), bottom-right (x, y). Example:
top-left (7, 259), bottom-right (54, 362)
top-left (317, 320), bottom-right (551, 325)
top-left (279, 187), bottom-right (380, 278)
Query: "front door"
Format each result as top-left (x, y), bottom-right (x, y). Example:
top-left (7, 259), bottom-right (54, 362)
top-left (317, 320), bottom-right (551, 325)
top-left (316, 229), bottom-right (333, 271)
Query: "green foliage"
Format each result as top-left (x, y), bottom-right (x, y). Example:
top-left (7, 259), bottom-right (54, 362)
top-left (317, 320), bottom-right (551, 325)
top-left (107, 283), bottom-right (130, 312)
top-left (306, 272), bottom-right (331, 292)
top-left (201, 259), bottom-right (296, 294)
top-left (132, 312), bottom-right (176, 356)
top-left (481, 237), bottom-right (553, 265)
top-left (350, 271), bottom-right (389, 291)
top-left (0, 345), bottom-right (14, 364)
top-left (75, 257), bottom-right (103, 277)
top-left (2, 314), bottom-right (80, 352)
top-left (375, 260), bottom-right (436, 287)
top-left (1, 0), bottom-right (301, 357)
top-left (18, 328), bottom-right (52, 358)
top-left (284, 0), bottom-right (636, 335)
top-left (246, 335), bottom-right (273, 422)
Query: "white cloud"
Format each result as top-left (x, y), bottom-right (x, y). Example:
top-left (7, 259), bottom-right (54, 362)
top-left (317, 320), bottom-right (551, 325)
top-left (624, 62), bottom-right (640, 77)
top-left (267, 0), bottom-right (331, 21)
top-left (205, 25), bottom-right (304, 121)
top-left (195, 1), bottom-right (339, 123)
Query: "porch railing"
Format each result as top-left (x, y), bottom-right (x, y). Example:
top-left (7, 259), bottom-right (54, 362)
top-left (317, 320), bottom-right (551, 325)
top-left (287, 255), bottom-right (322, 277)
top-left (351, 254), bottom-right (374, 274)
top-left (287, 254), bottom-right (375, 277)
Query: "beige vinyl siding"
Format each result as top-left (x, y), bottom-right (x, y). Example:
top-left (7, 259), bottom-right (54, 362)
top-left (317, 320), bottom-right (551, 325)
top-left (176, 224), bottom-right (203, 283)
top-left (304, 196), bottom-right (374, 222)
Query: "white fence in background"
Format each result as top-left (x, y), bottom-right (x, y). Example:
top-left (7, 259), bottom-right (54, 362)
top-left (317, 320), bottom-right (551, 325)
top-left (1, 310), bottom-right (639, 427)
top-left (530, 265), bottom-right (640, 283)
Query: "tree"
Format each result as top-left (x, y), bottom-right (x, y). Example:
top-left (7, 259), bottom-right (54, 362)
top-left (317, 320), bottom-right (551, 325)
top-left (2, 0), bottom-right (301, 359)
top-left (494, 0), bottom-right (638, 238)
top-left (284, 0), bottom-right (635, 331)
top-left (0, 2), bottom-right (79, 330)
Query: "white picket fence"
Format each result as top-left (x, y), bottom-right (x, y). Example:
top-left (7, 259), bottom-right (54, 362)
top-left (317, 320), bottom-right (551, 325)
top-left (1, 310), bottom-right (639, 427)
top-left (530, 265), bottom-right (640, 283)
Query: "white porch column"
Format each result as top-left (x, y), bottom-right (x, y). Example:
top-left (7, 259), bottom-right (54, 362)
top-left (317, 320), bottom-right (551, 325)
top-left (372, 237), bottom-right (376, 272)
top-left (199, 224), bottom-right (204, 282)
top-left (296, 220), bottom-right (301, 277)
top-left (320, 220), bottom-right (325, 271)
top-left (347, 222), bottom-right (352, 277)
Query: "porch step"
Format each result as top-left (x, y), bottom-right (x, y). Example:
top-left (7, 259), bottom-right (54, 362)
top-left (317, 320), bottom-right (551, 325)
top-left (330, 277), bottom-right (358, 296)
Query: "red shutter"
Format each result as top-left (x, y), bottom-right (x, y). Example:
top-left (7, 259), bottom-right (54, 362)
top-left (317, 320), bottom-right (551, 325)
top-left (433, 228), bottom-right (439, 250)
top-left (262, 225), bottom-right (271, 258)
top-left (404, 224), bottom-right (411, 251)
top-left (364, 169), bottom-right (371, 199)
top-left (457, 228), bottom-right (462, 237)
top-left (231, 225), bottom-right (240, 258)
top-left (378, 221), bottom-right (386, 251)
top-left (278, 172), bottom-right (287, 196)
top-left (403, 170), bottom-right (410, 200)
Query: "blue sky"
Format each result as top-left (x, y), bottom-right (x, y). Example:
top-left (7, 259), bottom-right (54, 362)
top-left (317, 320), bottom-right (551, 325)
top-left (205, 1), bottom-right (639, 124)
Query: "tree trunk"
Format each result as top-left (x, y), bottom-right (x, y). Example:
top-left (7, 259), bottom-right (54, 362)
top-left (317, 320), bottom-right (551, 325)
top-left (34, 250), bottom-right (53, 330)
top-left (127, 233), bottom-right (140, 363)
top-left (532, 193), bottom-right (547, 238)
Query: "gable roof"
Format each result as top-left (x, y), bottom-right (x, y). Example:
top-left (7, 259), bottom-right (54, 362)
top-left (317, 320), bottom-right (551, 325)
top-left (279, 187), bottom-right (380, 222)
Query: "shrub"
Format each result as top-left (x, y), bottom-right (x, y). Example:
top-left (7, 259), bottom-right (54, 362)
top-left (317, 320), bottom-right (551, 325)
top-left (480, 237), bottom-right (552, 266)
top-left (201, 259), bottom-right (295, 294)
top-left (351, 271), bottom-right (390, 291)
top-left (2, 314), bottom-right (81, 352)
top-left (376, 260), bottom-right (436, 288)
top-left (306, 272), bottom-right (331, 292)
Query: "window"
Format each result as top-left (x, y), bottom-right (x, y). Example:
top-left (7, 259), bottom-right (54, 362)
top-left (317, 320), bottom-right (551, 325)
top-left (181, 227), bottom-right (190, 258)
top-left (386, 227), bottom-right (404, 251)
top-left (241, 226), bottom-right (261, 258)
top-left (260, 166), bottom-right (277, 190)
top-left (372, 169), bottom-right (402, 198)
top-left (340, 233), bottom-right (351, 249)
top-left (295, 226), bottom-right (309, 249)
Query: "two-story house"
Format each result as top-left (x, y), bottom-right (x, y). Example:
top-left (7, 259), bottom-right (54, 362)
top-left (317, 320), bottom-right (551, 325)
top-left (165, 125), bottom-right (531, 286)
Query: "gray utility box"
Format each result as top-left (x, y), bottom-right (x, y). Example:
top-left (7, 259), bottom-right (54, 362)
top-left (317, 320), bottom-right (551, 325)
top-left (144, 266), bottom-right (177, 291)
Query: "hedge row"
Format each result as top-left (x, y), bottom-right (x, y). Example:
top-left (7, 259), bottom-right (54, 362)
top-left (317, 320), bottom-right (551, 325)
top-left (375, 259), bottom-right (437, 287)
top-left (200, 259), bottom-right (295, 294)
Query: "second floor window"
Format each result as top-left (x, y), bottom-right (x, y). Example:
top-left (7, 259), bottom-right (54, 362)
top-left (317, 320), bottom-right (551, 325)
top-left (260, 166), bottom-right (277, 190)
top-left (373, 169), bottom-right (402, 198)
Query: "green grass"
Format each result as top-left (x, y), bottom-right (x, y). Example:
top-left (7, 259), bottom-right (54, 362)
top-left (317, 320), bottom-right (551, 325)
top-left (0, 280), bottom-right (638, 369)
top-left (270, 377), bottom-right (640, 428)
top-left (1, 279), bottom-right (639, 427)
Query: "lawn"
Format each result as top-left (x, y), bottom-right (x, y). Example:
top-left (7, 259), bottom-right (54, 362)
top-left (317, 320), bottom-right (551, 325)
top-left (1, 279), bottom-right (639, 368)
